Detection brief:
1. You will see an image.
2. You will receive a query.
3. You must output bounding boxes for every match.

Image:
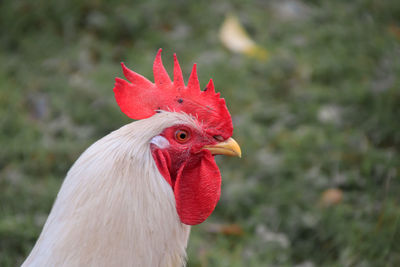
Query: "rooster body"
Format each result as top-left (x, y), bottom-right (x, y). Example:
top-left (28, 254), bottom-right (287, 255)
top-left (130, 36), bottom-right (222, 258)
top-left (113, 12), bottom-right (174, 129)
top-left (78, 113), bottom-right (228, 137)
top-left (23, 50), bottom-right (240, 267)
top-left (24, 113), bottom-right (193, 266)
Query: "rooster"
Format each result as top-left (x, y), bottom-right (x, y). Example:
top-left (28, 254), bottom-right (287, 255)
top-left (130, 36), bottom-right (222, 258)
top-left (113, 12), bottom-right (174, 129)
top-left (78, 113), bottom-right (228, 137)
top-left (22, 49), bottom-right (241, 267)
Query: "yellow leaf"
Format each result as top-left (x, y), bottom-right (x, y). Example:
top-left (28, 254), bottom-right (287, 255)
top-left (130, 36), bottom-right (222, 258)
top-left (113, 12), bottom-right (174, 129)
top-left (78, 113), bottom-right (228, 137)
top-left (219, 14), bottom-right (268, 60)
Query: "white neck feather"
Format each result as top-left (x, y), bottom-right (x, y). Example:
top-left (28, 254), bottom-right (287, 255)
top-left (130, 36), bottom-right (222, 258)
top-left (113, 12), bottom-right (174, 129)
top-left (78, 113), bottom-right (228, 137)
top-left (23, 112), bottom-right (198, 267)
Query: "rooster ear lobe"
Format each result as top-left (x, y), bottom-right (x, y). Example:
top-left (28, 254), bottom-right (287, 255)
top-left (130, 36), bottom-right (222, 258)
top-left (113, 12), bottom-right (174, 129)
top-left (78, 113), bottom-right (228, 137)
top-left (153, 49), bottom-right (172, 87)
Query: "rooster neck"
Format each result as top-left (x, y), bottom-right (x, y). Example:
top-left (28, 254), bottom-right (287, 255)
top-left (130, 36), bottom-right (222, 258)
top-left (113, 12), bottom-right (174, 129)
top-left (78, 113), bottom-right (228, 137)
top-left (23, 113), bottom-right (197, 267)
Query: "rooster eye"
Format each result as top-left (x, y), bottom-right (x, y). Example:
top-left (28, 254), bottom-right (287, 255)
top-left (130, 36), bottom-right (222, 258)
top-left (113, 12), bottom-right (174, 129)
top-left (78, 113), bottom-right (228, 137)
top-left (175, 129), bottom-right (190, 143)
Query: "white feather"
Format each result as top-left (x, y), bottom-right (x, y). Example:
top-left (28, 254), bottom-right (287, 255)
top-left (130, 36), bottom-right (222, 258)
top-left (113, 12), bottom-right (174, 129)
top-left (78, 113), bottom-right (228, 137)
top-left (23, 112), bottom-right (201, 267)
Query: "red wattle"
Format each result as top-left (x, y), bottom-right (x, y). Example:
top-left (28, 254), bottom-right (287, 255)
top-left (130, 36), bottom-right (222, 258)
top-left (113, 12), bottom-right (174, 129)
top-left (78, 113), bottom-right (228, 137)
top-left (152, 149), bottom-right (221, 225)
top-left (174, 152), bottom-right (221, 225)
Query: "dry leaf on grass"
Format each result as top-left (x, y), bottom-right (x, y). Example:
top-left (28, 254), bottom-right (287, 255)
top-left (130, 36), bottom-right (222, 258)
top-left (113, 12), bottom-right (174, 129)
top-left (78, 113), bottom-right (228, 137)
top-left (320, 188), bottom-right (343, 207)
top-left (205, 223), bottom-right (244, 236)
top-left (219, 14), bottom-right (268, 60)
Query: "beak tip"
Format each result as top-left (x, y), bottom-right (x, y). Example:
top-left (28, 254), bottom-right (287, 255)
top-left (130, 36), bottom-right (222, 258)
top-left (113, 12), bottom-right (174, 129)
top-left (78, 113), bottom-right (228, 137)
top-left (203, 137), bottom-right (242, 158)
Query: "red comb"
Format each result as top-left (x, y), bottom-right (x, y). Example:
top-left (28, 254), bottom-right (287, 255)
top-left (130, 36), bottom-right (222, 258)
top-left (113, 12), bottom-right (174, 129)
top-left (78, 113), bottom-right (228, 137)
top-left (113, 49), bottom-right (233, 138)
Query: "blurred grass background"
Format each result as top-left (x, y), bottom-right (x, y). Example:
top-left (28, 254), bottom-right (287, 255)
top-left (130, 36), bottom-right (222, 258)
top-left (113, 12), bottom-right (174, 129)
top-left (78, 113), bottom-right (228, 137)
top-left (1, 0), bottom-right (400, 266)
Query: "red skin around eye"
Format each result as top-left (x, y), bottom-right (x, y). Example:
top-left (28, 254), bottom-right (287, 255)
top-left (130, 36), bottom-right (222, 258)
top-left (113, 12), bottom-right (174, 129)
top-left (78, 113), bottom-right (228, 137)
top-left (151, 126), bottom-right (222, 225)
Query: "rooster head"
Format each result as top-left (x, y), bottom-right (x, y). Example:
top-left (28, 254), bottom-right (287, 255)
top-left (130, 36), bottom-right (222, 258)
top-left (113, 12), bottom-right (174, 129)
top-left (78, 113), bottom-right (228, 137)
top-left (113, 49), bottom-right (241, 225)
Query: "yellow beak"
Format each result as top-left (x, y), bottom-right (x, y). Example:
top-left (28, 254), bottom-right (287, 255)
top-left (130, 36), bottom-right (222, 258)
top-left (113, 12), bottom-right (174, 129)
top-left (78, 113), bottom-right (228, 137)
top-left (203, 137), bottom-right (242, 158)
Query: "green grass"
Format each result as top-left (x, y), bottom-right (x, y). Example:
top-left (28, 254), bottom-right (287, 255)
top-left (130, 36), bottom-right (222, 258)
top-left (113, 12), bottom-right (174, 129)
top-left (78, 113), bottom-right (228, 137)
top-left (1, 0), bottom-right (400, 266)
